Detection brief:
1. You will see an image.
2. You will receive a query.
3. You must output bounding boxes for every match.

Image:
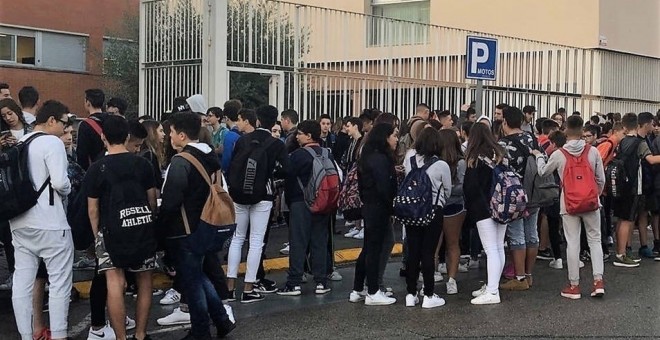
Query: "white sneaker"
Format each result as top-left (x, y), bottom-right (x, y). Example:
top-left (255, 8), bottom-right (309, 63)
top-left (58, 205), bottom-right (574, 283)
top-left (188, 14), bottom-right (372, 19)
top-left (422, 294), bottom-right (446, 309)
top-left (156, 307), bottom-right (191, 326)
top-left (383, 287), bottom-right (394, 297)
top-left (344, 227), bottom-right (359, 238)
top-left (224, 304), bottom-right (236, 324)
top-left (446, 277), bottom-right (458, 295)
top-left (549, 259), bottom-right (563, 269)
top-left (159, 288), bottom-right (181, 305)
top-left (579, 260), bottom-right (585, 268)
top-left (328, 271), bottom-right (343, 281)
top-left (279, 243), bottom-right (290, 255)
top-left (349, 289), bottom-right (367, 303)
top-left (471, 284), bottom-right (487, 298)
top-left (437, 263), bottom-right (448, 274)
top-left (405, 293), bottom-right (419, 307)
top-left (418, 272), bottom-right (443, 283)
top-left (458, 262), bottom-right (469, 273)
top-left (0, 276), bottom-right (12, 291)
top-left (353, 229), bottom-right (364, 240)
top-left (87, 322), bottom-right (115, 340)
top-left (471, 291), bottom-right (501, 305)
top-left (125, 316), bottom-right (136, 331)
top-left (365, 290), bottom-right (396, 306)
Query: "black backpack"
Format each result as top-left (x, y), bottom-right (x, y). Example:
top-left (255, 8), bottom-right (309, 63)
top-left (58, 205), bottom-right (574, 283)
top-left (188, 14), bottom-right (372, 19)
top-left (68, 175), bottom-right (94, 250)
top-left (228, 135), bottom-right (278, 204)
top-left (98, 157), bottom-right (156, 268)
top-left (0, 133), bottom-right (53, 220)
top-left (606, 136), bottom-right (643, 198)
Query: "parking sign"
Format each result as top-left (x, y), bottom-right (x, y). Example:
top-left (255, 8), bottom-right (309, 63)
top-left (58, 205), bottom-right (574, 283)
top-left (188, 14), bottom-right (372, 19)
top-left (465, 36), bottom-right (498, 81)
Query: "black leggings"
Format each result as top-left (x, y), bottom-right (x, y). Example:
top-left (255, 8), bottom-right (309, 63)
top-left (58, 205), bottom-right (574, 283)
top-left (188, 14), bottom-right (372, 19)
top-left (1, 221), bottom-right (15, 274)
top-left (353, 203), bottom-right (392, 295)
top-left (546, 202), bottom-right (563, 260)
top-left (406, 208), bottom-right (443, 296)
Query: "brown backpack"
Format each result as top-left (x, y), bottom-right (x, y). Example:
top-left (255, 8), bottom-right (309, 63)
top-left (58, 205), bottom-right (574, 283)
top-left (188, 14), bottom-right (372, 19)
top-left (178, 152), bottom-right (236, 233)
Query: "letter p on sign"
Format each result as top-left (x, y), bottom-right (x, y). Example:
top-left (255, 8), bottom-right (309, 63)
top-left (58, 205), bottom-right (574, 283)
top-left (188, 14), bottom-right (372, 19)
top-left (465, 36), bottom-right (498, 81)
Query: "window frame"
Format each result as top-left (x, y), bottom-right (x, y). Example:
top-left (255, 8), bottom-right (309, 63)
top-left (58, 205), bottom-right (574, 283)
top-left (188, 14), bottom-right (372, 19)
top-left (0, 24), bottom-right (89, 73)
top-left (368, 0), bottom-right (431, 47)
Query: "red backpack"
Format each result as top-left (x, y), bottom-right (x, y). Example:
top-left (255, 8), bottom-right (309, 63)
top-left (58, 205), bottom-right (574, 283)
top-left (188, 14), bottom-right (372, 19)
top-left (559, 144), bottom-right (599, 214)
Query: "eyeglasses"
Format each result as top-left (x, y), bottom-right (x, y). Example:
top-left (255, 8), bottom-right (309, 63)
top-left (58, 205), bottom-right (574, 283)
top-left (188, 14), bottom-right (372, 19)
top-left (58, 118), bottom-right (72, 127)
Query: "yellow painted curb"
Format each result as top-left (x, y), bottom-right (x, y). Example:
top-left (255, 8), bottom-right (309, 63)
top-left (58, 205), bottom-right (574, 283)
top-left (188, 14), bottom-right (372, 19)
top-left (73, 243), bottom-right (402, 299)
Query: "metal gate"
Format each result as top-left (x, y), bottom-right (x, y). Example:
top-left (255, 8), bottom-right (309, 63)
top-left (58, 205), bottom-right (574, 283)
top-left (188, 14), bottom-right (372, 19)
top-left (140, 0), bottom-right (660, 121)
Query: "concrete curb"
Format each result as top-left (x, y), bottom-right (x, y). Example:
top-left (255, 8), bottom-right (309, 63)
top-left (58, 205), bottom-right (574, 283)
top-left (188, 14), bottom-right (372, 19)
top-left (73, 243), bottom-right (403, 299)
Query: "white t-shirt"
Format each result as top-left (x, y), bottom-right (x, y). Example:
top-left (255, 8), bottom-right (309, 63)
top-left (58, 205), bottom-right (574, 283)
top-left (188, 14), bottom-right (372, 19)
top-left (22, 111), bottom-right (36, 125)
top-left (11, 128), bottom-right (25, 140)
top-left (9, 132), bottom-right (71, 231)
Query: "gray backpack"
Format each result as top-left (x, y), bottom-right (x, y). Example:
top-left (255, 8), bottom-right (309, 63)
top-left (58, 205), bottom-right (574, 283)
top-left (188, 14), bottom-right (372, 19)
top-left (297, 147), bottom-right (341, 214)
top-left (511, 137), bottom-right (559, 208)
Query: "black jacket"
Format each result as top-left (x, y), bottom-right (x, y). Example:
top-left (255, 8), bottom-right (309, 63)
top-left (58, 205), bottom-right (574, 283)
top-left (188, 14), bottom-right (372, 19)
top-left (159, 144), bottom-right (221, 238)
top-left (464, 159), bottom-right (494, 224)
top-left (76, 113), bottom-right (108, 171)
top-left (358, 152), bottom-right (397, 210)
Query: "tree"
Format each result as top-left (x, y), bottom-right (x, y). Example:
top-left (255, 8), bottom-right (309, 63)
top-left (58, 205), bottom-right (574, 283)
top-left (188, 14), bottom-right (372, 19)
top-left (105, 0), bottom-right (308, 118)
top-left (102, 12), bottom-right (140, 118)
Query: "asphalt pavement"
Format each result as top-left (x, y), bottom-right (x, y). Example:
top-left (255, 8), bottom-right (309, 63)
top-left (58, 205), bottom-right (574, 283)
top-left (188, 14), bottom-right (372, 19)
top-left (1, 225), bottom-right (659, 339)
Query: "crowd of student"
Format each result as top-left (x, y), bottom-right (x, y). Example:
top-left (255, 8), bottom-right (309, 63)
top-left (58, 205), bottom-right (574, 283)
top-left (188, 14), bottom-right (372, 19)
top-left (1, 81), bottom-right (659, 340)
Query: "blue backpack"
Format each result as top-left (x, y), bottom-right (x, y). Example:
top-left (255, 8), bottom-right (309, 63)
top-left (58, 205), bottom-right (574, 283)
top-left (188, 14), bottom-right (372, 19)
top-left (393, 156), bottom-right (441, 226)
top-left (479, 156), bottom-right (528, 224)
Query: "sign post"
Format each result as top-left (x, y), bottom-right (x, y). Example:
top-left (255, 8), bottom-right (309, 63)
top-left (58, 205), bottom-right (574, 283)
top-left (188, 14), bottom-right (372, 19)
top-left (465, 36), bottom-right (498, 117)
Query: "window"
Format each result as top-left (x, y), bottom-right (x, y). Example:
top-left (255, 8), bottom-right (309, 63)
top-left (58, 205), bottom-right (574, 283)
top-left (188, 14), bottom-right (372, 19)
top-left (0, 26), bottom-right (87, 71)
top-left (0, 32), bottom-right (36, 65)
top-left (369, 0), bottom-right (430, 47)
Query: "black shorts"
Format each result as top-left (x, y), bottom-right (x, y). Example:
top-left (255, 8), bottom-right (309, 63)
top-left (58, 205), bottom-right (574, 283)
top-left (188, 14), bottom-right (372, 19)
top-left (613, 195), bottom-right (642, 222)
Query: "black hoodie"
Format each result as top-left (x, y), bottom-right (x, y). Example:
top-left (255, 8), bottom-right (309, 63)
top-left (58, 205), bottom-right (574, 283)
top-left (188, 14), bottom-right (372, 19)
top-left (159, 143), bottom-right (221, 238)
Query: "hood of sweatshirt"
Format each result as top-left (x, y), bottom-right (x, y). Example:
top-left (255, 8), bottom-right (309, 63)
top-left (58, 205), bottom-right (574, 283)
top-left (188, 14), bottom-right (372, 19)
top-left (562, 139), bottom-right (586, 156)
top-left (183, 143), bottom-right (221, 172)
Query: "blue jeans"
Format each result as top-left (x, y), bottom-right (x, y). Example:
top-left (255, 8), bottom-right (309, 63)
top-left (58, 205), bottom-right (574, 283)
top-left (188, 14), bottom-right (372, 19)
top-left (177, 222), bottom-right (235, 337)
top-left (287, 202), bottom-right (329, 286)
top-left (506, 208), bottom-right (540, 250)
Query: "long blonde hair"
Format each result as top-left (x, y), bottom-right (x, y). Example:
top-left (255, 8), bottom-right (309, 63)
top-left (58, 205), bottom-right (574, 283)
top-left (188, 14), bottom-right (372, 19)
top-left (141, 120), bottom-right (165, 168)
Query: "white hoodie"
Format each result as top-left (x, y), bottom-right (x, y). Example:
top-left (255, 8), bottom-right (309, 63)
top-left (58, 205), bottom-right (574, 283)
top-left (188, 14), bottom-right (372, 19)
top-left (535, 139), bottom-right (605, 215)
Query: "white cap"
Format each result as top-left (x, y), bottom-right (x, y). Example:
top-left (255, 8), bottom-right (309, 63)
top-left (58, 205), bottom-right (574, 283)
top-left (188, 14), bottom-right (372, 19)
top-left (477, 115), bottom-right (492, 127)
top-left (186, 94), bottom-right (208, 114)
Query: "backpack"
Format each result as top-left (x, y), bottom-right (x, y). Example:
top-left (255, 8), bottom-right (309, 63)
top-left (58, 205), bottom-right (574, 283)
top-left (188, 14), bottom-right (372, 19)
top-left (479, 156), bottom-right (528, 224)
top-left (178, 152), bottom-right (236, 233)
top-left (606, 136), bottom-right (643, 198)
top-left (559, 144), bottom-right (600, 214)
top-left (228, 135), bottom-right (278, 204)
top-left (596, 139), bottom-right (617, 167)
top-left (298, 147), bottom-right (341, 215)
top-left (0, 133), bottom-right (53, 221)
top-left (68, 177), bottom-right (94, 250)
top-left (337, 163), bottom-right (363, 220)
top-left (98, 157), bottom-right (157, 268)
top-left (393, 156), bottom-right (441, 226)
top-left (509, 137), bottom-right (559, 208)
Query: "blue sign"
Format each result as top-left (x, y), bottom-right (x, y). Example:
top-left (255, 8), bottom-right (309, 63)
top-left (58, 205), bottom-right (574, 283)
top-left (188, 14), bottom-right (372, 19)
top-left (465, 36), bottom-right (498, 81)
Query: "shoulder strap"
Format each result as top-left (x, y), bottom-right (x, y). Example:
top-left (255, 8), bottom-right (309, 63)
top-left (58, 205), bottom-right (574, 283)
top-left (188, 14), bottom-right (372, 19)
top-left (177, 152), bottom-right (216, 187)
top-left (420, 156), bottom-right (439, 171)
top-left (478, 155), bottom-right (496, 169)
top-left (84, 118), bottom-right (103, 137)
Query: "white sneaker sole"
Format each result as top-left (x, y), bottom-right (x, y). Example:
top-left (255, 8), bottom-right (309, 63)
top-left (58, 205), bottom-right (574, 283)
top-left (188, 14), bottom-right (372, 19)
top-left (365, 300), bottom-right (396, 306)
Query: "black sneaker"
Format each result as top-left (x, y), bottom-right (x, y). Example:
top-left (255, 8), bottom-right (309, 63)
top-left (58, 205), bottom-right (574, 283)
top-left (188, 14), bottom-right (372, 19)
top-left (179, 331), bottom-right (212, 340)
top-left (277, 284), bottom-right (302, 296)
top-left (536, 249), bottom-right (553, 261)
top-left (315, 283), bottom-right (331, 295)
top-left (224, 290), bottom-right (236, 303)
top-left (125, 284), bottom-right (137, 296)
top-left (216, 319), bottom-right (236, 338)
top-left (580, 250), bottom-right (591, 262)
top-left (253, 280), bottom-right (278, 294)
top-left (241, 290), bottom-right (264, 303)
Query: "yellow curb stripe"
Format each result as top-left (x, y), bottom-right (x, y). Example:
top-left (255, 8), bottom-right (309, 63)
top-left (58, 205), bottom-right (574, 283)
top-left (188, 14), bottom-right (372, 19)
top-left (73, 243), bottom-right (402, 298)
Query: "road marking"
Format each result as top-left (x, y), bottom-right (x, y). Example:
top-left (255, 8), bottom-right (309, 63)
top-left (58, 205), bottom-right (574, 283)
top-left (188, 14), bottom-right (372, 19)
top-left (147, 324), bottom-right (191, 335)
top-left (69, 313), bottom-right (91, 338)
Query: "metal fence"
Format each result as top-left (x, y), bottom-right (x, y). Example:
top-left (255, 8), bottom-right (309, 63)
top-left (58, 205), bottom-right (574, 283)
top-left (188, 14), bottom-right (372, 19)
top-left (140, 0), bottom-right (660, 121)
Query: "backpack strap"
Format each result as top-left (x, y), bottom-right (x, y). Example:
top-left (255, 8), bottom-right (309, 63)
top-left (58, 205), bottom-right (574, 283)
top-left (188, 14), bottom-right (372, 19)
top-left (478, 155), bottom-right (496, 169)
top-left (21, 133), bottom-right (54, 205)
top-left (420, 156), bottom-right (439, 171)
top-left (84, 117), bottom-right (103, 137)
top-left (177, 152), bottom-right (224, 235)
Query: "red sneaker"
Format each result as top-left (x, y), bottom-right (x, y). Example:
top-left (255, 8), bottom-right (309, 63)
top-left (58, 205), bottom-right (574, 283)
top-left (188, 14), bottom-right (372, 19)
top-left (560, 284), bottom-right (581, 300)
top-left (591, 279), bottom-right (605, 297)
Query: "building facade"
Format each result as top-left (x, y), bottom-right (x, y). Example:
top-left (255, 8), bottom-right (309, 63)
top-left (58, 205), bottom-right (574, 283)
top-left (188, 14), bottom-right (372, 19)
top-left (1, 0), bottom-right (139, 116)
